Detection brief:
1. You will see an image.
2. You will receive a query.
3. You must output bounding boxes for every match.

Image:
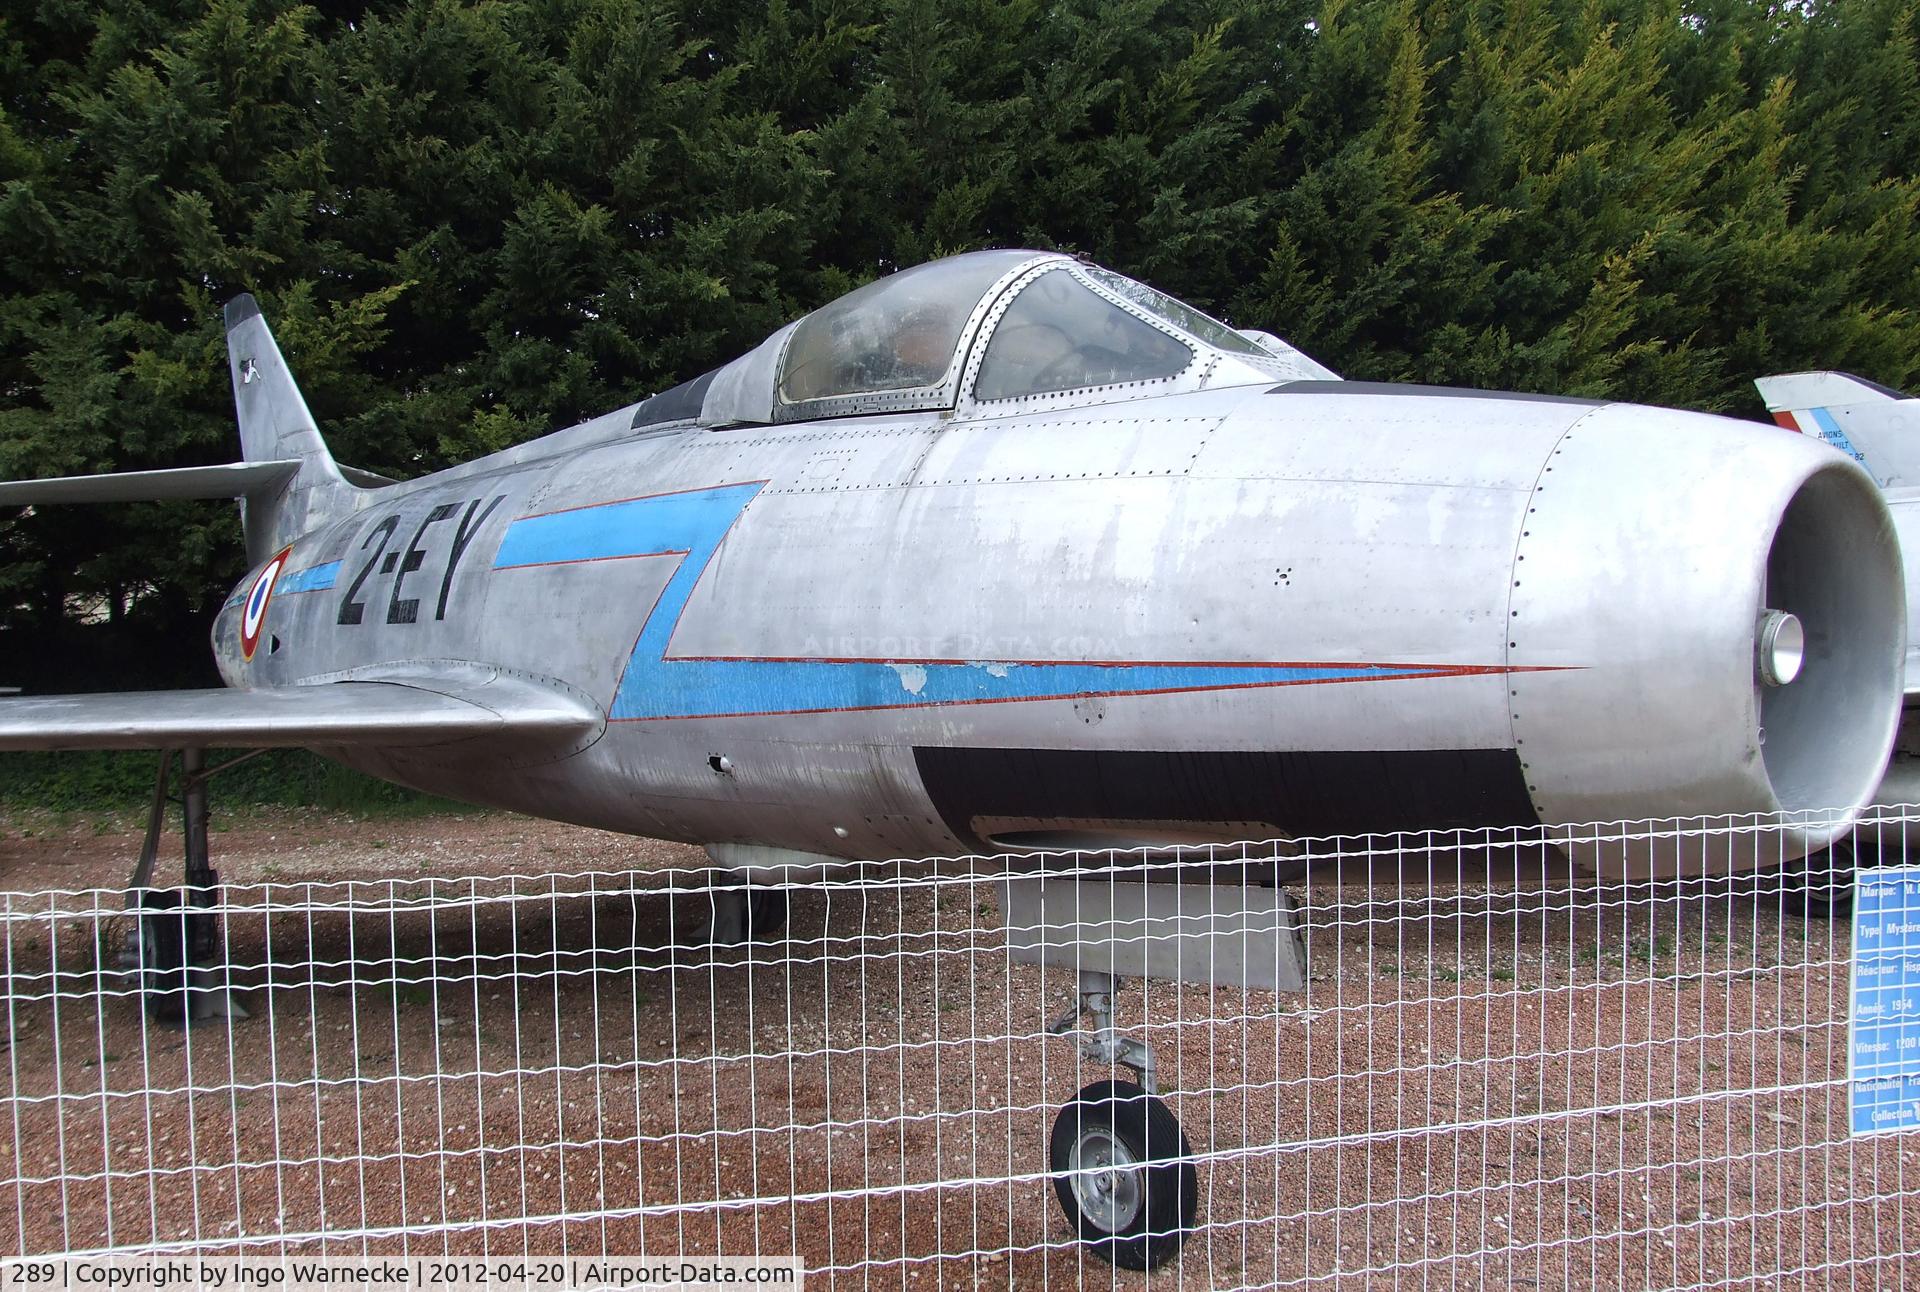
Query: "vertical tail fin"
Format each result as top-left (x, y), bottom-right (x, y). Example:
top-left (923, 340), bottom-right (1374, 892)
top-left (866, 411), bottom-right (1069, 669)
top-left (1755, 370), bottom-right (1920, 488)
top-left (223, 295), bottom-right (357, 562)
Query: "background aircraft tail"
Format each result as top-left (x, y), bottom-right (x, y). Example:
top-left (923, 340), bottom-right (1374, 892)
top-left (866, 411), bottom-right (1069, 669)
top-left (1754, 370), bottom-right (1920, 487)
top-left (223, 295), bottom-right (363, 563)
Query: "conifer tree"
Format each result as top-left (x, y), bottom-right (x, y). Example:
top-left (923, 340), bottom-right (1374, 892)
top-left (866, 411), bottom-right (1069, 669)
top-left (0, 0), bottom-right (1915, 687)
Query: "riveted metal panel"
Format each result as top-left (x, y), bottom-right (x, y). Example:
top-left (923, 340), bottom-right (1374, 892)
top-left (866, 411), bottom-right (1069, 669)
top-left (1196, 386), bottom-right (1585, 491)
top-left (197, 355), bottom-right (1904, 873)
top-left (912, 389), bottom-right (1258, 485)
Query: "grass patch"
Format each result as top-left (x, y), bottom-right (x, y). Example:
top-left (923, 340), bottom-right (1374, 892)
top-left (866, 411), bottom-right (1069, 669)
top-left (0, 749), bottom-right (468, 817)
top-left (1629, 933), bottom-right (1675, 963)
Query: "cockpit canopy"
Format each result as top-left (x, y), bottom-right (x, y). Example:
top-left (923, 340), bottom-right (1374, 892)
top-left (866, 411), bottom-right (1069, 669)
top-left (778, 251), bottom-right (1031, 409)
top-left (640, 250), bottom-right (1338, 430)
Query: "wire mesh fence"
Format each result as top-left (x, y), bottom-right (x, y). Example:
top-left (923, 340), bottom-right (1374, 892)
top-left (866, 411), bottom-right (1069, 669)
top-left (0, 811), bottom-right (1915, 1287)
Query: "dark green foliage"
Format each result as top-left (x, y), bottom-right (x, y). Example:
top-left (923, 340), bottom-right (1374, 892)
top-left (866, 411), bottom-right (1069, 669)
top-left (0, 0), bottom-right (1916, 754)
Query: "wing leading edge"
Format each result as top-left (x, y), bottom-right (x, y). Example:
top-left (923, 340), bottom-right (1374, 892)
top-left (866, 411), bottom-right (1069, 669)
top-left (0, 670), bottom-right (603, 752)
top-left (0, 461), bottom-right (303, 504)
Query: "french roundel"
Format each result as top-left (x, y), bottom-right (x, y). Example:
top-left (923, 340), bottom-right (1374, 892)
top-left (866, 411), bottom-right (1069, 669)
top-left (240, 547), bottom-right (292, 661)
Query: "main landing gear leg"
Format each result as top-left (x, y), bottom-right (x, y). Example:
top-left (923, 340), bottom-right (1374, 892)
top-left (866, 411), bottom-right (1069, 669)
top-left (1046, 971), bottom-right (1197, 1270)
top-left (122, 748), bottom-right (248, 1024)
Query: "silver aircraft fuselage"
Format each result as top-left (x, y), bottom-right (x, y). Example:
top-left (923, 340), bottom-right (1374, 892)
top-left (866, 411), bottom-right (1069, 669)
top-left (207, 298), bottom-right (1904, 879)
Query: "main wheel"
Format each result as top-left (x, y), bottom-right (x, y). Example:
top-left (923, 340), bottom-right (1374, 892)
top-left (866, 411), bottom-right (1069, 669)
top-left (1049, 1079), bottom-right (1197, 1270)
top-left (138, 889), bottom-right (194, 1022)
top-left (689, 872), bottom-right (790, 946)
top-left (1763, 836), bottom-right (1873, 919)
top-left (1786, 840), bottom-right (1856, 918)
top-left (746, 885), bottom-right (789, 940)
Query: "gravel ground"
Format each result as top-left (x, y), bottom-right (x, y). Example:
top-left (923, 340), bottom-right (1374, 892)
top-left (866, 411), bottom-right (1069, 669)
top-left (0, 811), bottom-right (1915, 1289)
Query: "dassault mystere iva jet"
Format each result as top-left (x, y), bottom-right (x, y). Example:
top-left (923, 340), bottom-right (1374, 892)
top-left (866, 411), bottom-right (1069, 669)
top-left (0, 250), bottom-right (1906, 1266)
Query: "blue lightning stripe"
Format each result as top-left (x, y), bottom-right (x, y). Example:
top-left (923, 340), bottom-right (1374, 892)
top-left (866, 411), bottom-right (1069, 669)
top-left (493, 482), bottom-right (1498, 721)
top-left (622, 656), bottom-right (1456, 720)
top-left (277, 561), bottom-right (340, 595)
top-left (493, 487), bottom-right (751, 568)
top-left (1808, 407), bottom-right (1870, 467)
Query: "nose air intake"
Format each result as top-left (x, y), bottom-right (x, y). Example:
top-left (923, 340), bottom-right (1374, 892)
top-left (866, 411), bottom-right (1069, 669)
top-left (1506, 407), bottom-right (1905, 878)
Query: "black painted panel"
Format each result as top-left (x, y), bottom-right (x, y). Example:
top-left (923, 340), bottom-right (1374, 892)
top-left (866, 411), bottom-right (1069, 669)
top-left (912, 746), bottom-right (1538, 849)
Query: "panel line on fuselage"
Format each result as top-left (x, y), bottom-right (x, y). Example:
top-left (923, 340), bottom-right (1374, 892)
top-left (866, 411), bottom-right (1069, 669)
top-left (489, 480), bottom-right (1563, 721)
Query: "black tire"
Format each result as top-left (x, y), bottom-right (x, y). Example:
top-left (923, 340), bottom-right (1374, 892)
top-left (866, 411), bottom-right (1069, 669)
top-left (693, 873), bottom-right (790, 946)
top-left (1784, 842), bottom-right (1856, 918)
top-left (138, 889), bottom-right (193, 1022)
top-left (1049, 1079), bottom-right (1197, 1270)
top-left (1755, 839), bottom-right (1867, 919)
top-left (746, 885), bottom-right (789, 940)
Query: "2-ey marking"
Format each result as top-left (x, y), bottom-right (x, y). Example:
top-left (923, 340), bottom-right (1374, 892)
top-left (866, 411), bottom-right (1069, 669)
top-left (338, 495), bottom-right (505, 626)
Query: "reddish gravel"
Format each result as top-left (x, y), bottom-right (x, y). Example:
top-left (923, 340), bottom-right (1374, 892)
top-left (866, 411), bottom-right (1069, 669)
top-left (0, 811), bottom-right (1914, 1289)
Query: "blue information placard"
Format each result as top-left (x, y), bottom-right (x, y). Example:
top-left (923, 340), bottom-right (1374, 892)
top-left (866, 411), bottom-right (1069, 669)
top-left (1851, 865), bottom-right (1920, 1135)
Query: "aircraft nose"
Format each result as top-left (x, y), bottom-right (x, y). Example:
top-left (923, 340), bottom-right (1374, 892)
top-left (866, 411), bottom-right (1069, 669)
top-left (1505, 403), bottom-right (1905, 877)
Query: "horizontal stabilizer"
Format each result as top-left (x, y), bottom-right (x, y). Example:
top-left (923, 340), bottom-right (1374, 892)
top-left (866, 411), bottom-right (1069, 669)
top-left (0, 460), bottom-right (301, 505)
top-left (0, 671), bottom-right (603, 752)
top-left (1755, 371), bottom-right (1911, 413)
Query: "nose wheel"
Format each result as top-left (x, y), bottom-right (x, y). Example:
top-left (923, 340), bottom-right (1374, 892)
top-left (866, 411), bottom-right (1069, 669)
top-left (1050, 1079), bottom-right (1196, 1269)
top-left (1046, 973), bottom-right (1196, 1269)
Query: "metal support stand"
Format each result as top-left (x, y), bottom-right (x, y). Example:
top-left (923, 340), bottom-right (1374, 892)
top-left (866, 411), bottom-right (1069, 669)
top-left (182, 747), bottom-right (212, 893)
top-left (120, 748), bottom-right (245, 1022)
top-left (120, 753), bottom-right (175, 968)
top-left (1049, 970), bottom-right (1157, 1094)
top-left (124, 754), bottom-right (173, 900)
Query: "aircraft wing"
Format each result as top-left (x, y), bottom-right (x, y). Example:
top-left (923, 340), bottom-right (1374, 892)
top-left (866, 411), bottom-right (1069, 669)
top-left (0, 461), bottom-right (302, 504)
top-left (0, 459), bottom-right (400, 503)
top-left (0, 671), bottom-right (603, 752)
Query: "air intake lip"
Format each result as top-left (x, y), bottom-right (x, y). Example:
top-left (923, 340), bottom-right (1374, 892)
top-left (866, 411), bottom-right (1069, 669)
top-left (1756, 463), bottom-right (1905, 819)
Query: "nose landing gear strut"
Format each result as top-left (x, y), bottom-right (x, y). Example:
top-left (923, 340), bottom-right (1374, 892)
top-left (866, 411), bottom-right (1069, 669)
top-left (1047, 971), bottom-right (1197, 1270)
